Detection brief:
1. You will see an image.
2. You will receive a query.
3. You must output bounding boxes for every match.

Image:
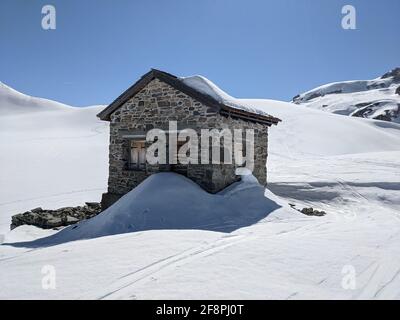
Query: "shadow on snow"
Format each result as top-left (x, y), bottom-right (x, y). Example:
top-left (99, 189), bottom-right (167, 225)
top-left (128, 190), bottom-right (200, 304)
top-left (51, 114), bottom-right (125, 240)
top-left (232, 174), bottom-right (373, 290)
top-left (4, 173), bottom-right (282, 249)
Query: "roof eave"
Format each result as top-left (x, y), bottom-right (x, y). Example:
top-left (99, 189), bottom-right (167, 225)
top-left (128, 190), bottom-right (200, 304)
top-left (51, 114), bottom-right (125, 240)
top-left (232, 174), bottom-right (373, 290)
top-left (96, 69), bottom-right (282, 126)
top-left (220, 106), bottom-right (281, 126)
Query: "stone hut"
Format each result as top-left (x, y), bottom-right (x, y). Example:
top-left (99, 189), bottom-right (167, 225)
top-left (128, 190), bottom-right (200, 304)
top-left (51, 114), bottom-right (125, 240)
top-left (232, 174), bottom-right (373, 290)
top-left (98, 69), bottom-right (281, 209)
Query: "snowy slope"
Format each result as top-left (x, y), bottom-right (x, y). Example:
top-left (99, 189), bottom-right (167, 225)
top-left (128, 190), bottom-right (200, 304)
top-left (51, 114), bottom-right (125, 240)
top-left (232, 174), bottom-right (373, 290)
top-left (292, 68), bottom-right (400, 123)
top-left (0, 82), bottom-right (74, 114)
top-left (242, 98), bottom-right (400, 156)
top-left (1, 76), bottom-right (400, 299)
top-left (0, 82), bottom-right (109, 235)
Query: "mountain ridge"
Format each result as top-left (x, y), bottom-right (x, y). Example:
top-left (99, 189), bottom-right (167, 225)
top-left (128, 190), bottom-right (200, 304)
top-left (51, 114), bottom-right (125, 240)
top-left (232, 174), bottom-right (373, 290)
top-left (0, 81), bottom-right (105, 114)
top-left (292, 68), bottom-right (400, 123)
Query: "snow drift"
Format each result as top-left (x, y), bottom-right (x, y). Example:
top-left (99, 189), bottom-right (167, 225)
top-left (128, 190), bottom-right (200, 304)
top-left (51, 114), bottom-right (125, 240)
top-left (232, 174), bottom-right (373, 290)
top-left (12, 172), bottom-right (294, 246)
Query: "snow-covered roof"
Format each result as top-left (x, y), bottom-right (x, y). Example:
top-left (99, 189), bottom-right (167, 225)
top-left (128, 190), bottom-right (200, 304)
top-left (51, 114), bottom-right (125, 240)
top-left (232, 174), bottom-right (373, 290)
top-left (180, 74), bottom-right (279, 120)
top-left (97, 69), bottom-right (281, 125)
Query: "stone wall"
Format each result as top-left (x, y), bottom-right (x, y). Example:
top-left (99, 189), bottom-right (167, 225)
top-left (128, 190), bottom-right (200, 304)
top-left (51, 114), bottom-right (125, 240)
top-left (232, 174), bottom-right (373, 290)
top-left (11, 203), bottom-right (101, 230)
top-left (103, 78), bottom-right (268, 208)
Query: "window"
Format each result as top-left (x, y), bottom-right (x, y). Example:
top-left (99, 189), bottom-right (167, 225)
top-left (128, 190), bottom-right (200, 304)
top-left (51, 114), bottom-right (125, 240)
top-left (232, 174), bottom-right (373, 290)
top-left (129, 140), bottom-right (146, 170)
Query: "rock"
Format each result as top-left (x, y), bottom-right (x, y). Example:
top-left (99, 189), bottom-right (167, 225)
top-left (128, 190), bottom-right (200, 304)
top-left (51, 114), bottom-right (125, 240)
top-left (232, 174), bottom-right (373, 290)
top-left (66, 216), bottom-right (80, 223)
top-left (350, 101), bottom-right (400, 122)
top-left (292, 94), bottom-right (300, 103)
top-left (288, 203), bottom-right (326, 217)
top-left (300, 207), bottom-right (326, 217)
top-left (396, 86), bottom-right (400, 95)
top-left (307, 92), bottom-right (322, 101)
top-left (10, 202), bottom-right (102, 230)
top-left (381, 67), bottom-right (400, 81)
top-left (375, 112), bottom-right (393, 122)
top-left (85, 202), bottom-right (101, 210)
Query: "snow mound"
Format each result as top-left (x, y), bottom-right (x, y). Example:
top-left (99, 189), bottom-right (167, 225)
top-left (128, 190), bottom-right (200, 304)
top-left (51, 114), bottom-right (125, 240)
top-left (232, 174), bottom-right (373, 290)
top-left (292, 68), bottom-right (400, 123)
top-left (0, 81), bottom-right (74, 115)
top-left (180, 75), bottom-right (274, 117)
top-left (18, 173), bottom-right (292, 245)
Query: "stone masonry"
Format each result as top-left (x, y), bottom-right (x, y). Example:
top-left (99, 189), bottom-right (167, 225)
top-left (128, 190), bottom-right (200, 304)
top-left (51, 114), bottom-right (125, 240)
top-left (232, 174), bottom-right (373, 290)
top-left (101, 77), bottom-right (270, 209)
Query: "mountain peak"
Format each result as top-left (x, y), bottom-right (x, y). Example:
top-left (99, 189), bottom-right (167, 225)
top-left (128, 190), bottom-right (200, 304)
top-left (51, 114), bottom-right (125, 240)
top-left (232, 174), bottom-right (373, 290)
top-left (292, 68), bottom-right (400, 123)
top-left (381, 67), bottom-right (400, 80)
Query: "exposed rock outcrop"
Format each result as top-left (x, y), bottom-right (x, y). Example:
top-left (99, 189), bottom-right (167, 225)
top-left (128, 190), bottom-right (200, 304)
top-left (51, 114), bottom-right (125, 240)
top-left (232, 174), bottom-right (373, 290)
top-left (381, 67), bottom-right (400, 81)
top-left (289, 203), bottom-right (326, 217)
top-left (11, 202), bottom-right (101, 230)
top-left (300, 207), bottom-right (326, 217)
top-left (350, 102), bottom-right (400, 121)
top-left (292, 67), bottom-right (400, 123)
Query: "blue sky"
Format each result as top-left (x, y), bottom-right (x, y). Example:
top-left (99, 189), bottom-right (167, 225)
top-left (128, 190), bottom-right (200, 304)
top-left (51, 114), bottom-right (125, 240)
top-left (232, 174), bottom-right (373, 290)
top-left (1, 0), bottom-right (399, 106)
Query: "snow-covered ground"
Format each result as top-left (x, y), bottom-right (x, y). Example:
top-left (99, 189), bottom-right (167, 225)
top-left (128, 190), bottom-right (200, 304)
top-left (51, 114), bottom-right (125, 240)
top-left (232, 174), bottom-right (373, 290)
top-left (1, 78), bottom-right (400, 299)
top-left (0, 82), bottom-right (109, 235)
top-left (292, 68), bottom-right (400, 123)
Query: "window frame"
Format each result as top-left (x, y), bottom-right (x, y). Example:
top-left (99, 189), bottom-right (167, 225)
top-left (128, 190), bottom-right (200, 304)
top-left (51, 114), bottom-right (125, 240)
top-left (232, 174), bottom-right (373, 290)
top-left (128, 139), bottom-right (147, 171)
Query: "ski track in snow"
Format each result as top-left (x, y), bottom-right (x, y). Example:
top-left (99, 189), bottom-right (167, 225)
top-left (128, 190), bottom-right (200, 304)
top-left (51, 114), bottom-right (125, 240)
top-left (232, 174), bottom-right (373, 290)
top-left (1, 80), bottom-right (400, 299)
top-left (87, 219), bottom-right (329, 300)
top-left (92, 234), bottom-right (249, 300)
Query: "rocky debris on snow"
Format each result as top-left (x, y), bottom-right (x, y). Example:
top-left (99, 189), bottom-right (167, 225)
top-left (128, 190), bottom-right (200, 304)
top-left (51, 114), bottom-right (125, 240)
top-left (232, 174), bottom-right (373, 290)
top-left (289, 203), bottom-right (326, 217)
top-left (300, 207), bottom-right (326, 217)
top-left (10, 202), bottom-right (101, 230)
top-left (350, 101), bottom-right (400, 122)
